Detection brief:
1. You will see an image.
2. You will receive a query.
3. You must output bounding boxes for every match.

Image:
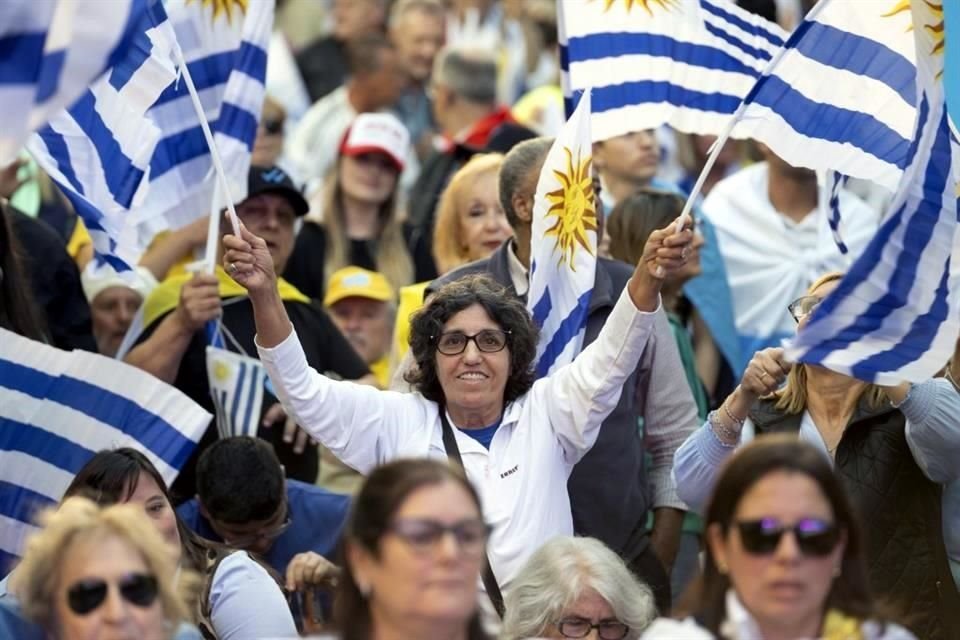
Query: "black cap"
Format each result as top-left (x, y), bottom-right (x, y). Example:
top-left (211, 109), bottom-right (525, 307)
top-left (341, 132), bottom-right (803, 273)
top-left (245, 165), bottom-right (309, 217)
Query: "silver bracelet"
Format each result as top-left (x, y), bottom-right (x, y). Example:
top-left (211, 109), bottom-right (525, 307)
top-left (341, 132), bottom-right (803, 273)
top-left (708, 410), bottom-right (740, 444)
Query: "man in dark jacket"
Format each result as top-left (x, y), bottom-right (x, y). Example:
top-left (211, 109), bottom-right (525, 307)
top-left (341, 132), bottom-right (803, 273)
top-left (405, 46), bottom-right (514, 280)
top-left (428, 138), bottom-right (700, 612)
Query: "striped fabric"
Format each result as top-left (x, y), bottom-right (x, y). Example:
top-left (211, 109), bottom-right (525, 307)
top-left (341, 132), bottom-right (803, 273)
top-left (133, 0), bottom-right (272, 242)
top-left (558, 0), bottom-right (786, 141)
top-left (28, 2), bottom-right (177, 272)
top-left (0, 0), bottom-right (151, 165)
top-left (733, 0), bottom-right (918, 191)
top-left (206, 346), bottom-right (266, 439)
top-left (27, 0), bottom-right (272, 271)
top-left (528, 89), bottom-right (596, 378)
top-left (787, 0), bottom-right (960, 385)
top-left (0, 328), bottom-right (210, 575)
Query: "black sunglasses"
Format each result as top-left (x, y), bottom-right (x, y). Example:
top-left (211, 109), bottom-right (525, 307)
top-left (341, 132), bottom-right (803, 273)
top-left (736, 518), bottom-right (841, 557)
top-left (67, 573), bottom-right (159, 615)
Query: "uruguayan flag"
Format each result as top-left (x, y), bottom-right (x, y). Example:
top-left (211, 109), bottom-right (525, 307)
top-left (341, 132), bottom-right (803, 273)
top-left (787, 0), bottom-right (960, 385)
top-left (28, 2), bottom-right (178, 272)
top-left (0, 0), bottom-right (153, 165)
top-left (27, 0), bottom-right (272, 271)
top-left (133, 0), bottom-right (272, 239)
top-left (528, 89), bottom-right (596, 378)
top-left (559, 0), bottom-right (786, 141)
top-left (0, 328), bottom-right (210, 574)
top-left (206, 346), bottom-right (266, 439)
top-left (733, 0), bottom-right (918, 191)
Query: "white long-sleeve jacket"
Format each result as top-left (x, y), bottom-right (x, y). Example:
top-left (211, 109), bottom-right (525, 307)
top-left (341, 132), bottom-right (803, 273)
top-left (257, 288), bottom-right (658, 589)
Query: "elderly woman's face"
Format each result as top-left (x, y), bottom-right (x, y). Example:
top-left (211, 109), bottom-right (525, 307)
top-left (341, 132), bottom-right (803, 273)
top-left (435, 303), bottom-right (511, 426)
top-left (545, 587), bottom-right (629, 639)
top-left (350, 480), bottom-right (486, 627)
top-left (55, 533), bottom-right (167, 640)
top-left (707, 470), bottom-right (845, 635)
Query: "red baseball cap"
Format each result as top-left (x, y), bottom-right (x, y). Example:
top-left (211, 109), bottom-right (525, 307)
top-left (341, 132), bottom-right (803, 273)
top-left (339, 113), bottom-right (411, 172)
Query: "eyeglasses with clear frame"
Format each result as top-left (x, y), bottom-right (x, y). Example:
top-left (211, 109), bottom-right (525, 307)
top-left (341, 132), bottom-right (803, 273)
top-left (555, 617), bottom-right (631, 640)
top-left (433, 329), bottom-right (510, 356)
top-left (788, 295), bottom-right (823, 323)
top-left (387, 518), bottom-right (491, 557)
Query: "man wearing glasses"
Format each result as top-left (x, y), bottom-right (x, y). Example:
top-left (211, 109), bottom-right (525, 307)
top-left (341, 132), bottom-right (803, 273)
top-left (177, 437), bottom-right (350, 590)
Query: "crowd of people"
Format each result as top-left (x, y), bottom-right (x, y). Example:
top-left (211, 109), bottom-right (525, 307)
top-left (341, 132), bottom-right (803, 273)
top-left (1, 0), bottom-right (959, 638)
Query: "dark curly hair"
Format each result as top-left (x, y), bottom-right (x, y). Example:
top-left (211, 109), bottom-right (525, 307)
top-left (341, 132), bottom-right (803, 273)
top-left (404, 274), bottom-right (538, 406)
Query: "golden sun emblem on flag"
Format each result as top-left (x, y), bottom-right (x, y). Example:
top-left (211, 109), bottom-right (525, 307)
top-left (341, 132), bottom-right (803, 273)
top-left (212, 360), bottom-right (231, 383)
top-left (593, 0), bottom-right (678, 16)
top-left (187, 0), bottom-right (248, 24)
top-left (883, 0), bottom-right (945, 58)
top-left (544, 147), bottom-right (598, 270)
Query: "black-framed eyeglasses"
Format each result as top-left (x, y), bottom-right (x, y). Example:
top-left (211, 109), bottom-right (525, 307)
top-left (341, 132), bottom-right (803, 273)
top-left (556, 617), bottom-right (630, 640)
top-left (220, 514), bottom-right (293, 549)
top-left (388, 518), bottom-right (491, 557)
top-left (788, 295), bottom-right (823, 323)
top-left (67, 573), bottom-right (159, 615)
top-left (433, 329), bottom-right (510, 356)
top-left (735, 517), bottom-right (841, 557)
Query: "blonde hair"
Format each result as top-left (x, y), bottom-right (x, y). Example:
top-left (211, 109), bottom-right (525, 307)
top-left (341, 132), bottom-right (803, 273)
top-left (432, 153), bottom-right (505, 274)
top-left (13, 497), bottom-right (191, 633)
top-left (773, 272), bottom-right (887, 414)
top-left (320, 161), bottom-right (414, 292)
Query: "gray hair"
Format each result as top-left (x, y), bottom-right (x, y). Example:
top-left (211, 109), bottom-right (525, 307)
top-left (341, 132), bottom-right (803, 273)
top-left (501, 537), bottom-right (657, 640)
top-left (388, 0), bottom-right (445, 29)
top-left (498, 137), bottom-right (553, 228)
top-left (432, 47), bottom-right (497, 104)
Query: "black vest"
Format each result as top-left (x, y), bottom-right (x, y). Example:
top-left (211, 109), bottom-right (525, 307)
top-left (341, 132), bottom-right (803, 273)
top-left (751, 398), bottom-right (960, 639)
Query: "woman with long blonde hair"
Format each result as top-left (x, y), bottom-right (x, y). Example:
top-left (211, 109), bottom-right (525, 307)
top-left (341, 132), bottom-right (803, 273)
top-left (284, 113), bottom-right (424, 300)
top-left (672, 272), bottom-right (960, 638)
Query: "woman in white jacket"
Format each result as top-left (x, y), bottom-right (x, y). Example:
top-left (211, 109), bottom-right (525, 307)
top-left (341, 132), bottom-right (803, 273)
top-left (222, 214), bottom-right (693, 599)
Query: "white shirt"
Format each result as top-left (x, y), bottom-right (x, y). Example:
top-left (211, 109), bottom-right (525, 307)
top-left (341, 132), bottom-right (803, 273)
top-left (703, 162), bottom-right (879, 353)
top-left (642, 590), bottom-right (917, 639)
top-left (258, 288), bottom-right (658, 589)
top-left (209, 552), bottom-right (298, 640)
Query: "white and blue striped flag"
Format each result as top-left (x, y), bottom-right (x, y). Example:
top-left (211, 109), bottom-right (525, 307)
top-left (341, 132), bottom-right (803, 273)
top-left (528, 89), bottom-right (597, 378)
top-left (206, 346), bottom-right (267, 439)
top-left (0, 328), bottom-right (210, 574)
top-left (733, 0), bottom-right (918, 191)
top-left (0, 0), bottom-right (153, 165)
top-left (27, 0), bottom-right (272, 271)
top-left (787, 0), bottom-right (960, 385)
top-left (558, 0), bottom-right (786, 142)
top-left (27, 1), bottom-right (178, 273)
top-left (132, 0), bottom-right (272, 240)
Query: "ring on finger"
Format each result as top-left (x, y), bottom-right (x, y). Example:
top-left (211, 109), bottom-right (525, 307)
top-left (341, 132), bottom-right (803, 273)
top-left (228, 262), bottom-right (237, 274)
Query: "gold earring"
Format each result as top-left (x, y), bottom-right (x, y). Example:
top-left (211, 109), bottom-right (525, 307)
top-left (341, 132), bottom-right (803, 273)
top-left (716, 560), bottom-right (728, 575)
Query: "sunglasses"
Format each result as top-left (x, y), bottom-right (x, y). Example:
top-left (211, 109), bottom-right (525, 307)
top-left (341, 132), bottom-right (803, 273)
top-left (67, 573), bottom-right (159, 615)
top-left (736, 518), bottom-right (841, 556)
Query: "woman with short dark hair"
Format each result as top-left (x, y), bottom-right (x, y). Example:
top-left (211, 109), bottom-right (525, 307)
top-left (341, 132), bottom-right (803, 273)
top-left (645, 436), bottom-right (914, 639)
top-left (222, 213), bottom-right (694, 599)
top-left (336, 459), bottom-right (490, 640)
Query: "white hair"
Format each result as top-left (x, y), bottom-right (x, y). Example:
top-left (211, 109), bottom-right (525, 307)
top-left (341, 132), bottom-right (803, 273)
top-left (501, 536), bottom-right (657, 640)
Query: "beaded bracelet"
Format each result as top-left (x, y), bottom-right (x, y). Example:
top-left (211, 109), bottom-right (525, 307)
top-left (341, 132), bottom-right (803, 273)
top-left (708, 410), bottom-right (740, 445)
top-left (721, 403), bottom-right (745, 427)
